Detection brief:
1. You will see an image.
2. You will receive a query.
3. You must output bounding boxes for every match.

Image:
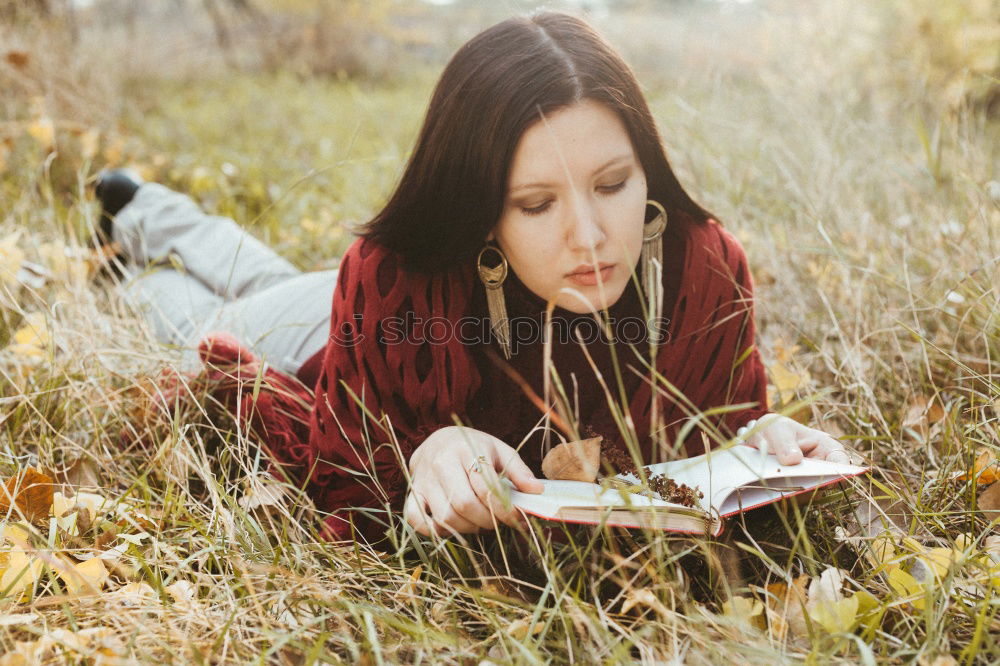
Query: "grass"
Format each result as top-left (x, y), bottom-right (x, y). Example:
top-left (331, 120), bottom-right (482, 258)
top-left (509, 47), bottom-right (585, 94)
top-left (0, 0), bottom-right (998, 663)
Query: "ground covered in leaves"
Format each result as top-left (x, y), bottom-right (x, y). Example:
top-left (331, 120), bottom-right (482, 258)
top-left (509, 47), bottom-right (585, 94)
top-left (0, 0), bottom-right (998, 663)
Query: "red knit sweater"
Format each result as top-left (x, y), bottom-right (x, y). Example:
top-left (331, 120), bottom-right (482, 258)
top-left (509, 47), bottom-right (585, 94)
top-left (201, 210), bottom-right (769, 543)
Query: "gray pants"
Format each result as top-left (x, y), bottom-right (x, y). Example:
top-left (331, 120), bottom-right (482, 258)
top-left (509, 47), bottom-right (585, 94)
top-left (113, 183), bottom-right (336, 376)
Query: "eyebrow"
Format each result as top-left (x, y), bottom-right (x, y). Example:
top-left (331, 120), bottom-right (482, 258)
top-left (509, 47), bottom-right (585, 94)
top-left (507, 154), bottom-right (634, 195)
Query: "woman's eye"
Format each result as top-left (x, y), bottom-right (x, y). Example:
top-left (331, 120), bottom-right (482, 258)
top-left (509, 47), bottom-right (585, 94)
top-left (521, 201), bottom-right (552, 216)
top-left (518, 179), bottom-right (625, 216)
top-left (598, 179), bottom-right (627, 194)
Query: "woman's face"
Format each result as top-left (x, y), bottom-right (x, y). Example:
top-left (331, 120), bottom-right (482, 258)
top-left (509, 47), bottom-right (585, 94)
top-left (490, 99), bottom-right (648, 314)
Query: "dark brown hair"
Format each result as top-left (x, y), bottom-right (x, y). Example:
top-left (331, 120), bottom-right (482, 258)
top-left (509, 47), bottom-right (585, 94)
top-left (362, 11), bottom-right (712, 273)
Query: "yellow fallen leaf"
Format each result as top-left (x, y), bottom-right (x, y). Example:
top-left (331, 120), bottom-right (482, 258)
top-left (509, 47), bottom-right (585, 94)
top-left (27, 117), bottom-right (55, 151)
top-left (773, 339), bottom-right (799, 364)
top-left (165, 579), bottom-right (203, 614)
top-left (853, 589), bottom-right (884, 639)
top-left (56, 556), bottom-right (109, 595)
top-left (0, 467), bottom-right (55, 524)
top-left (855, 589), bottom-right (880, 615)
top-left (103, 135), bottom-right (124, 165)
top-left (239, 478), bottom-right (287, 511)
top-left (722, 595), bottom-right (765, 629)
top-left (71, 490), bottom-right (110, 518)
top-left (430, 599), bottom-right (449, 625)
top-left (954, 533), bottom-right (974, 551)
top-left (112, 581), bottom-right (158, 607)
top-left (807, 567), bottom-right (848, 605)
top-left (79, 128), bottom-right (100, 161)
top-left (958, 448), bottom-right (1000, 484)
top-left (507, 617), bottom-right (545, 640)
top-left (912, 547), bottom-right (961, 582)
top-left (765, 574), bottom-right (810, 640)
top-left (300, 216), bottom-right (321, 235)
top-left (0, 635), bottom-right (51, 665)
top-left (621, 588), bottom-right (671, 617)
top-left (807, 594), bottom-right (859, 634)
top-left (769, 361), bottom-right (811, 405)
top-left (803, 567), bottom-right (858, 635)
top-left (398, 564), bottom-right (422, 599)
top-left (984, 535), bottom-right (1000, 561)
top-left (47, 627), bottom-right (124, 659)
top-left (923, 656), bottom-right (959, 666)
top-left (7, 313), bottom-right (51, 359)
top-left (0, 232), bottom-right (25, 286)
top-left (166, 579), bottom-right (195, 599)
top-left (887, 568), bottom-right (926, 611)
top-left (903, 395), bottom-right (945, 429)
top-left (51, 492), bottom-right (79, 533)
top-left (0, 613), bottom-right (40, 627)
top-left (189, 165), bottom-right (216, 197)
top-left (0, 547), bottom-right (44, 601)
top-left (1, 523), bottom-right (32, 549)
top-left (37, 242), bottom-right (92, 285)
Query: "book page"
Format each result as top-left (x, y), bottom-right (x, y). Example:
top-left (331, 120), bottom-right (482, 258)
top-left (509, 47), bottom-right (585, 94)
top-left (507, 479), bottom-right (710, 532)
top-left (714, 475), bottom-right (845, 516)
top-left (639, 446), bottom-right (868, 516)
top-left (509, 479), bottom-right (681, 513)
top-left (507, 446), bottom-right (866, 528)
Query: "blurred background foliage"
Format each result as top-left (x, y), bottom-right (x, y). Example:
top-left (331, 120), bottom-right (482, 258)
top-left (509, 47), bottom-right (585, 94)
top-left (2, 0), bottom-right (997, 100)
top-left (0, 0), bottom-right (996, 266)
top-left (890, 0), bottom-right (999, 114)
top-left (0, 0), bottom-right (996, 271)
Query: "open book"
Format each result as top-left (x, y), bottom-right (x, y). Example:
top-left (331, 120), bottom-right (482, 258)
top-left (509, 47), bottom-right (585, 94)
top-left (508, 445), bottom-right (869, 536)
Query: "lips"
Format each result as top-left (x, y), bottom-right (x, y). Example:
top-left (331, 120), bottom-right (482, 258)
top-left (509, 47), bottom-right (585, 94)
top-left (566, 263), bottom-right (615, 287)
top-left (566, 262), bottom-right (614, 276)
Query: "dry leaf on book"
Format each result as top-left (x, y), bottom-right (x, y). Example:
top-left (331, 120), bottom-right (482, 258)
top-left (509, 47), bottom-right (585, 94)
top-left (541, 436), bottom-right (602, 482)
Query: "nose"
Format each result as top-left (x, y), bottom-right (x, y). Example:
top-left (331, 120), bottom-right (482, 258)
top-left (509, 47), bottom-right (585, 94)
top-left (566, 194), bottom-right (606, 251)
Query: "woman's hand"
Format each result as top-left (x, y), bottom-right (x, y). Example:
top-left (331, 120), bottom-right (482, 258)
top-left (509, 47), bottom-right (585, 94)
top-left (404, 426), bottom-right (544, 537)
top-left (739, 413), bottom-right (853, 465)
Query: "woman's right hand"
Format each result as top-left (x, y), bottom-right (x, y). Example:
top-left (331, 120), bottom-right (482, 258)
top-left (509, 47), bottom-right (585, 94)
top-left (403, 426), bottom-right (544, 537)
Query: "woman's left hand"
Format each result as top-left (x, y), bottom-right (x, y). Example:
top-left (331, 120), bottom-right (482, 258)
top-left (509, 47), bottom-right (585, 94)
top-left (739, 413), bottom-right (851, 465)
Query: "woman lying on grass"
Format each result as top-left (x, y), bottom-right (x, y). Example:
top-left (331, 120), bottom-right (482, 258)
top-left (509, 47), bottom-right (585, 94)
top-left (94, 11), bottom-right (850, 543)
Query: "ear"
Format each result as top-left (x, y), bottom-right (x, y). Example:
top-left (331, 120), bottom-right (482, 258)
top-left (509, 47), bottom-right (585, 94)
top-left (485, 229), bottom-right (496, 242)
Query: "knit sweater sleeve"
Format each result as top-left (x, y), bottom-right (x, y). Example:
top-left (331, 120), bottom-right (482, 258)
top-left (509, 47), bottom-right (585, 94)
top-left (280, 238), bottom-right (481, 543)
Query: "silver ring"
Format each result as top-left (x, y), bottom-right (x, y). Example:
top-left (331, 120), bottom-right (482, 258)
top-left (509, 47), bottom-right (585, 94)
top-left (468, 455), bottom-right (489, 474)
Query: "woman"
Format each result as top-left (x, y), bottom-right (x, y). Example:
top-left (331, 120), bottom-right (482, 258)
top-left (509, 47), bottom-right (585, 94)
top-left (101, 12), bottom-right (849, 543)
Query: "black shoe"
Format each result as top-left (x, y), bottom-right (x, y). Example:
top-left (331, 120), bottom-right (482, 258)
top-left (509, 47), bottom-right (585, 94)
top-left (93, 168), bottom-right (143, 246)
top-left (90, 168), bottom-right (143, 279)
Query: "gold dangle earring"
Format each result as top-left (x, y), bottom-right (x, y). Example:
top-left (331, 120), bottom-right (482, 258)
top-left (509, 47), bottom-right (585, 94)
top-left (641, 200), bottom-right (668, 345)
top-left (477, 243), bottom-right (512, 360)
